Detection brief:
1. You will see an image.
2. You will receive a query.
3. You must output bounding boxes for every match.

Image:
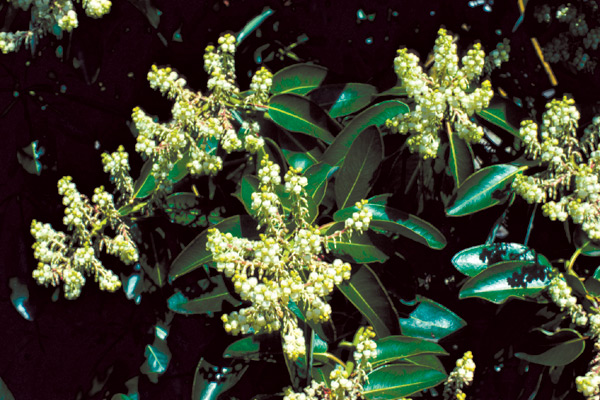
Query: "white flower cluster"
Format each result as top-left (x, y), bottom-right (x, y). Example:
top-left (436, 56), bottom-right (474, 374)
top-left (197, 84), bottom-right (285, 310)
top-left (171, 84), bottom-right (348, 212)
top-left (283, 326), bottom-right (377, 400)
top-left (247, 66), bottom-right (273, 105)
top-left (386, 28), bottom-right (493, 159)
top-left (132, 35), bottom-right (265, 194)
top-left (576, 370), bottom-right (600, 398)
top-left (344, 200), bottom-right (373, 235)
top-left (485, 38), bottom-right (511, 70)
top-left (548, 272), bottom-right (589, 326)
top-left (207, 157), bottom-right (367, 361)
top-left (443, 351), bottom-right (475, 400)
top-left (513, 97), bottom-right (600, 239)
top-left (101, 145), bottom-right (134, 200)
top-left (0, 0), bottom-right (111, 54)
top-left (31, 176), bottom-right (137, 299)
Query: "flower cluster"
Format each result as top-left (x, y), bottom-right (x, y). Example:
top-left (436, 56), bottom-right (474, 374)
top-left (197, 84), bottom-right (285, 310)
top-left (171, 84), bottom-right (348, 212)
top-left (247, 66), bottom-right (274, 105)
top-left (101, 145), bottom-right (134, 201)
top-left (513, 97), bottom-right (600, 239)
top-left (443, 351), bottom-right (476, 400)
top-left (131, 34), bottom-right (265, 196)
top-left (208, 157), bottom-right (371, 361)
top-left (283, 327), bottom-right (377, 400)
top-left (484, 38), bottom-right (511, 71)
top-left (344, 200), bottom-right (373, 236)
top-left (576, 342), bottom-right (600, 399)
top-left (31, 177), bottom-right (137, 299)
top-left (386, 28), bottom-right (493, 159)
top-left (535, 1), bottom-right (600, 72)
top-left (548, 271), bottom-right (590, 327)
top-left (0, 0), bottom-right (111, 54)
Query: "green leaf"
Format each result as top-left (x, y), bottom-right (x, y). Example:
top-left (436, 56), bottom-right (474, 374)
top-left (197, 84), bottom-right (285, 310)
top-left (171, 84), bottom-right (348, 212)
top-left (447, 132), bottom-right (474, 187)
top-left (223, 334), bottom-right (280, 361)
top-left (376, 85), bottom-right (408, 97)
top-left (321, 100), bottom-right (409, 166)
top-left (17, 140), bottom-right (42, 175)
top-left (238, 175), bottom-right (260, 216)
top-left (459, 260), bottom-right (551, 304)
top-left (169, 216), bottom-right (258, 282)
top-left (132, 153), bottom-right (191, 199)
top-left (334, 196), bottom-right (446, 250)
top-left (334, 126), bottom-right (383, 209)
top-left (164, 192), bottom-right (206, 227)
top-left (515, 329), bottom-right (585, 366)
top-left (452, 243), bottom-right (549, 277)
top-left (476, 97), bottom-right (521, 136)
top-left (0, 377), bottom-right (15, 400)
top-left (270, 63), bottom-right (328, 95)
top-left (191, 358), bottom-right (248, 400)
top-left (276, 129), bottom-right (323, 167)
top-left (363, 364), bottom-right (447, 399)
top-left (167, 275), bottom-right (241, 315)
top-left (268, 94), bottom-right (340, 144)
top-left (337, 264), bottom-right (399, 338)
top-left (322, 222), bottom-right (389, 263)
top-left (140, 321), bottom-right (172, 383)
top-left (236, 7), bottom-right (274, 44)
top-left (399, 296), bottom-right (467, 342)
top-left (573, 227), bottom-right (600, 257)
top-left (9, 277), bottom-right (32, 321)
top-left (371, 336), bottom-right (447, 369)
top-left (402, 354), bottom-right (446, 373)
top-left (307, 83), bottom-right (377, 118)
top-left (304, 162), bottom-right (337, 205)
top-left (446, 164), bottom-right (526, 217)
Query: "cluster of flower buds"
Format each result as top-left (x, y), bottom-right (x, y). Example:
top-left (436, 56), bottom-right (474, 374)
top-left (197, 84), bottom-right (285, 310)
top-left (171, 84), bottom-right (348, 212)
top-left (386, 29), bottom-right (493, 159)
top-left (101, 145), bottom-right (134, 201)
top-left (208, 157), bottom-right (372, 361)
top-left (31, 177), bottom-right (137, 299)
top-left (0, 0), bottom-right (111, 54)
top-left (443, 351), bottom-right (476, 400)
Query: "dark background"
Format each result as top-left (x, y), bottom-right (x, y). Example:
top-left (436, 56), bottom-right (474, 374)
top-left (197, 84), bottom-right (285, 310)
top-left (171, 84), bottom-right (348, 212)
top-left (1, 0), bottom-right (599, 398)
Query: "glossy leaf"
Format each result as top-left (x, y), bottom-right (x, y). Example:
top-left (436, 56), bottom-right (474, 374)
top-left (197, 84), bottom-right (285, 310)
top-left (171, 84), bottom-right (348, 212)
top-left (9, 277), bottom-right (32, 321)
top-left (239, 175), bottom-right (260, 216)
top-left (140, 322), bottom-right (172, 383)
top-left (515, 329), bottom-right (585, 366)
top-left (459, 260), bottom-right (551, 304)
top-left (447, 132), bottom-right (474, 187)
top-left (337, 264), bottom-right (398, 338)
top-left (452, 243), bottom-right (549, 277)
top-left (223, 334), bottom-right (280, 361)
top-left (476, 97), bottom-right (521, 136)
top-left (363, 364), bottom-right (447, 399)
top-left (164, 192), bottom-right (206, 227)
top-left (192, 358), bottom-right (248, 400)
top-left (132, 153), bottom-right (191, 199)
top-left (399, 296), bottom-right (466, 341)
top-left (322, 222), bottom-right (389, 263)
top-left (307, 83), bottom-right (377, 118)
top-left (169, 216), bottom-right (258, 282)
top-left (167, 275), bottom-right (241, 315)
top-left (268, 94), bottom-right (339, 143)
top-left (403, 354), bottom-right (446, 373)
top-left (321, 100), bottom-right (409, 166)
top-left (371, 336), bottom-right (447, 369)
top-left (334, 196), bottom-right (446, 249)
top-left (376, 85), bottom-right (407, 97)
top-left (304, 163), bottom-right (337, 205)
top-left (236, 7), bottom-right (274, 44)
top-left (446, 164), bottom-right (525, 217)
top-left (334, 126), bottom-right (383, 209)
top-left (270, 63), bottom-right (328, 95)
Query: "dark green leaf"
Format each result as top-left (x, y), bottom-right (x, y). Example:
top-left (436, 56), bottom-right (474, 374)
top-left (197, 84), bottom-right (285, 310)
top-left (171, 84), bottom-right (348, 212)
top-left (268, 94), bottom-right (340, 143)
top-left (308, 83), bottom-right (377, 118)
top-left (515, 329), bottom-right (585, 366)
top-left (132, 160), bottom-right (155, 199)
top-left (446, 164), bottom-right (526, 217)
top-left (403, 354), bottom-right (446, 373)
top-left (459, 260), bottom-right (551, 304)
top-left (164, 192), bottom-right (206, 227)
top-left (0, 377), bottom-right (15, 400)
top-left (304, 163), bottom-right (337, 205)
top-left (447, 132), bottom-right (474, 187)
top-left (167, 275), bottom-right (241, 315)
top-left (363, 364), bottom-right (447, 399)
top-left (452, 243), bottom-right (548, 277)
top-left (334, 126), bottom-right (383, 209)
top-left (223, 334), bottom-right (280, 361)
top-left (140, 322), bottom-right (172, 383)
top-left (321, 100), bottom-right (409, 166)
top-left (236, 7), bottom-right (274, 44)
top-left (322, 222), bottom-right (389, 263)
top-left (337, 264), bottom-right (399, 338)
top-left (169, 216), bottom-right (258, 282)
top-left (476, 97), bottom-right (521, 136)
top-left (376, 85), bottom-right (408, 97)
top-left (399, 296), bottom-right (466, 342)
top-left (574, 227), bottom-right (600, 257)
top-left (192, 358), bottom-right (248, 400)
top-left (238, 175), bottom-right (260, 216)
top-left (270, 63), bottom-right (328, 95)
top-left (334, 196), bottom-right (446, 249)
top-left (371, 336), bottom-right (447, 369)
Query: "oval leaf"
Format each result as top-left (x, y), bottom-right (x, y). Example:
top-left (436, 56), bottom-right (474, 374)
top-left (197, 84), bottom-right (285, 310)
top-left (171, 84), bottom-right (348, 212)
top-left (363, 364), bottom-right (447, 399)
top-left (515, 329), bottom-right (585, 366)
top-left (308, 83), bottom-right (376, 118)
top-left (476, 97), bottom-right (521, 137)
top-left (371, 336), bottom-right (448, 369)
top-left (459, 260), bottom-right (551, 304)
top-left (452, 243), bottom-right (547, 277)
top-left (447, 132), bottom-right (474, 187)
top-left (321, 100), bottom-right (409, 166)
top-left (236, 7), bottom-right (274, 44)
top-left (446, 164), bottom-right (525, 217)
top-left (268, 94), bottom-right (340, 143)
top-left (334, 126), bottom-right (383, 209)
top-left (399, 296), bottom-right (467, 342)
top-left (336, 264), bottom-right (399, 338)
top-left (270, 63), bottom-right (328, 95)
